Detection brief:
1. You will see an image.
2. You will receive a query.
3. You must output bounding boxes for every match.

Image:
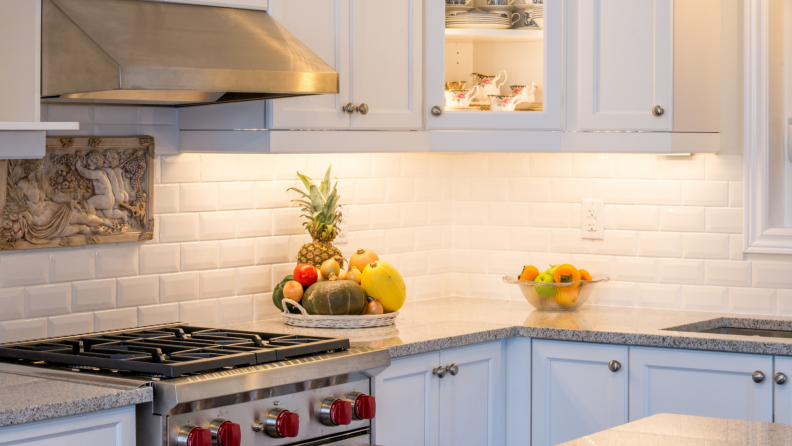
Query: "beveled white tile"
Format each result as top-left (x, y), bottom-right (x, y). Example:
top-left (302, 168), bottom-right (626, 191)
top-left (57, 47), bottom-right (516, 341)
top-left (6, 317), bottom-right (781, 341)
top-left (344, 205), bottom-right (371, 232)
top-left (753, 262), bottom-right (792, 289)
top-left (729, 288), bottom-right (776, 314)
top-left (200, 269), bottom-right (236, 299)
top-left (386, 228), bottom-right (415, 254)
top-left (404, 154), bottom-right (432, 177)
top-left (614, 257), bottom-right (658, 282)
top-left (465, 274), bottom-right (508, 300)
top-left (453, 154), bottom-right (488, 177)
top-left (469, 178), bottom-right (509, 202)
top-left (94, 106), bottom-right (136, 124)
top-left (427, 250), bottom-right (453, 274)
top-left (24, 284), bottom-right (71, 318)
top-left (398, 252), bottom-right (428, 277)
top-left (93, 124), bottom-right (137, 136)
top-left (339, 153), bottom-right (372, 179)
top-left (218, 182), bottom-right (255, 211)
top-left (729, 182), bottom-right (744, 207)
top-left (705, 155), bottom-right (743, 181)
top-left (71, 279), bottom-right (115, 313)
top-left (705, 208), bottom-right (743, 234)
top-left (304, 154), bottom-right (335, 178)
top-left (429, 201), bottom-right (454, 226)
top-left (137, 107), bottom-right (177, 125)
top-left (469, 226), bottom-right (508, 251)
top-left (200, 212), bottom-right (237, 240)
top-left (614, 206), bottom-right (659, 231)
top-left (452, 225), bottom-right (469, 249)
top-left (48, 313), bottom-right (93, 337)
top-left (349, 231), bottom-right (387, 255)
top-left (161, 155), bottom-right (201, 183)
top-left (236, 210), bottom-right (272, 238)
top-left (777, 290), bottom-right (792, 316)
top-left (730, 235), bottom-right (744, 261)
top-left (570, 203), bottom-right (582, 229)
top-left (401, 202), bottom-right (429, 228)
top-left (569, 254), bottom-right (615, 277)
top-left (592, 281), bottom-right (636, 307)
top-left (529, 154), bottom-right (571, 177)
top-left (488, 153), bottom-right (530, 177)
top-left (681, 181), bottom-right (728, 207)
top-left (181, 241), bottom-right (219, 270)
top-left (593, 179), bottom-right (637, 204)
top-left (372, 154), bottom-right (402, 178)
top-left (637, 283), bottom-right (682, 309)
top-left (659, 207), bottom-right (705, 232)
top-left (0, 289), bottom-right (24, 322)
top-left (140, 244), bottom-right (180, 275)
top-left (254, 293), bottom-right (281, 321)
top-left (336, 179), bottom-right (355, 206)
top-left (180, 300), bottom-right (218, 327)
top-left (683, 233), bottom-right (730, 259)
top-left (659, 155), bottom-right (706, 180)
top-left (201, 154), bottom-right (239, 182)
top-left (1, 253), bottom-right (49, 288)
top-left (237, 154), bottom-right (273, 181)
top-left (48, 105), bottom-right (94, 123)
top-left (550, 178), bottom-right (593, 203)
top-left (637, 232), bottom-right (683, 258)
top-left (454, 202), bottom-right (488, 226)
top-left (528, 203), bottom-right (570, 228)
top-left (489, 202), bottom-right (528, 227)
top-left (571, 154), bottom-right (616, 178)
top-left (615, 154), bottom-right (659, 179)
top-left (219, 239), bottom-right (256, 268)
top-left (0, 318), bottom-right (47, 343)
top-left (430, 154), bottom-right (453, 178)
top-left (117, 276), bottom-right (159, 308)
top-left (95, 245), bottom-right (139, 278)
top-left (153, 184), bottom-right (179, 214)
top-left (138, 303), bottom-right (180, 326)
top-left (218, 295), bottom-right (255, 325)
top-left (50, 249), bottom-right (94, 283)
top-left (509, 178), bottom-right (551, 202)
top-left (659, 259), bottom-right (705, 285)
top-left (528, 253), bottom-right (574, 272)
top-left (272, 208), bottom-right (303, 236)
top-left (414, 178), bottom-right (443, 202)
top-left (138, 125), bottom-right (178, 154)
top-left (681, 285), bottom-right (729, 312)
top-left (236, 265), bottom-right (272, 295)
top-left (591, 231), bottom-right (637, 256)
top-left (453, 178), bottom-right (469, 202)
top-left (705, 260), bottom-right (751, 287)
top-left (180, 184), bottom-right (218, 212)
top-left (634, 181), bottom-right (681, 206)
top-left (415, 226), bottom-right (444, 251)
top-left (254, 181), bottom-right (292, 209)
top-left (159, 272), bottom-right (199, 303)
top-left (412, 275), bottom-right (442, 301)
top-left (509, 227), bottom-right (551, 252)
top-left (159, 213), bottom-right (200, 243)
top-left (370, 204), bottom-right (401, 230)
top-left (551, 228), bottom-right (594, 254)
top-left (355, 179), bottom-right (386, 205)
top-left (452, 249), bottom-right (488, 274)
top-left (255, 237), bottom-right (291, 265)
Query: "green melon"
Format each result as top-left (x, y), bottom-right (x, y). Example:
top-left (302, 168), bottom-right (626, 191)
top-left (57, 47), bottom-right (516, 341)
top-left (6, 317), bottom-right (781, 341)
top-left (302, 280), bottom-right (367, 315)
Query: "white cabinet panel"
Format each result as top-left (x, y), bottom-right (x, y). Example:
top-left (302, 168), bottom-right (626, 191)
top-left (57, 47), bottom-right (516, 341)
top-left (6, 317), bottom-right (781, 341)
top-left (629, 347), bottom-right (773, 422)
top-left (439, 342), bottom-right (505, 446)
top-left (579, 0), bottom-right (671, 131)
top-left (374, 352), bottom-right (440, 446)
top-left (774, 356), bottom-right (792, 424)
top-left (350, 0), bottom-right (423, 129)
top-left (0, 406), bottom-right (135, 445)
top-left (532, 340), bottom-right (628, 446)
top-left (268, 0), bottom-right (350, 129)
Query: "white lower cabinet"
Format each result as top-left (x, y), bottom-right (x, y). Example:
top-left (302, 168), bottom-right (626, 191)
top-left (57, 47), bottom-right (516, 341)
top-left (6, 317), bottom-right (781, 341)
top-left (373, 341), bottom-right (505, 446)
top-left (0, 406), bottom-right (135, 445)
top-left (531, 340), bottom-right (628, 446)
top-left (629, 347), bottom-right (773, 422)
top-left (773, 356), bottom-right (792, 424)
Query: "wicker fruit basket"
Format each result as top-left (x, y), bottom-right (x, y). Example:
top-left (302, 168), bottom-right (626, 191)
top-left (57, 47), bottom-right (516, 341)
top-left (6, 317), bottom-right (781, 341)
top-left (502, 275), bottom-right (610, 311)
top-left (281, 298), bottom-right (398, 329)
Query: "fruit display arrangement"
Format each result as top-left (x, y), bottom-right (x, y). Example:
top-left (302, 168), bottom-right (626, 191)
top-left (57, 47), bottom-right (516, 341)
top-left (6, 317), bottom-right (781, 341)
top-left (503, 264), bottom-right (608, 311)
top-left (272, 166), bottom-right (406, 326)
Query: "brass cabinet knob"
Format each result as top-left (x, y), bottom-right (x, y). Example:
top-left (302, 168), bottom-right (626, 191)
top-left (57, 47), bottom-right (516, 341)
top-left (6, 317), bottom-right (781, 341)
top-left (343, 103), bottom-right (356, 114)
top-left (357, 103), bottom-right (369, 115)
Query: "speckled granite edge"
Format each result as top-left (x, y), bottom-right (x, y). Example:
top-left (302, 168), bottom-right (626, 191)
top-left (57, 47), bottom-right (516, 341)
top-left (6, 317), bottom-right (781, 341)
top-left (0, 387), bottom-right (152, 428)
top-left (664, 317), bottom-right (792, 333)
top-left (387, 327), bottom-right (516, 358)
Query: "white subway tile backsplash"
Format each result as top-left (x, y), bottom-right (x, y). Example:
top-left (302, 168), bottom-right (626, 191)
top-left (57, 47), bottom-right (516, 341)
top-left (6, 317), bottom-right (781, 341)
top-left (0, 319), bottom-right (47, 343)
top-left (71, 279), bottom-right (116, 313)
top-left (706, 155), bottom-right (743, 181)
top-left (255, 237), bottom-right (291, 265)
top-left (470, 226), bottom-right (509, 251)
top-left (530, 154), bottom-right (570, 178)
top-left (592, 281), bottom-right (636, 307)
top-left (138, 303), bottom-right (180, 326)
top-left (48, 313), bottom-right (93, 337)
top-left (355, 179), bottom-right (386, 205)
top-left (550, 179), bottom-right (593, 203)
top-left (180, 300), bottom-right (218, 327)
top-left (200, 212), bottom-right (237, 240)
top-left (201, 155), bottom-right (239, 182)
top-left (487, 153), bottom-right (528, 176)
top-left (93, 308), bottom-right (137, 331)
top-left (510, 227), bottom-right (551, 252)
top-left (93, 106), bottom-right (136, 124)
top-left (140, 244), bottom-right (180, 275)
top-left (200, 269), bottom-right (235, 299)
top-left (635, 181), bottom-right (681, 206)
top-left (659, 259), bottom-right (705, 285)
top-left (371, 154), bottom-right (402, 178)
top-left (729, 182), bottom-right (744, 207)
top-left (399, 252), bottom-right (429, 277)
top-left (236, 210), bottom-right (272, 238)
top-left (637, 283), bottom-right (681, 309)
top-left (153, 184), bottom-right (179, 213)
top-left (509, 178), bottom-right (551, 202)
top-left (614, 257), bottom-right (658, 282)
top-left (370, 204), bottom-right (401, 230)
top-left (414, 178), bottom-right (443, 202)
top-left (453, 154), bottom-right (488, 177)
top-left (401, 203), bottom-right (430, 228)
top-left (236, 265), bottom-right (271, 295)
top-left (139, 125), bottom-right (178, 154)
top-left (591, 231), bottom-right (637, 256)
top-left (528, 203), bottom-right (570, 228)
top-left (705, 208), bottom-right (743, 234)
top-left (593, 179), bottom-right (637, 204)
top-left (570, 254), bottom-right (615, 277)
top-left (24, 284), bottom-right (71, 318)
top-left (752, 262), bottom-right (792, 289)
top-left (160, 272), bottom-right (199, 303)
top-left (705, 260), bottom-right (752, 287)
top-left (729, 288), bottom-right (776, 314)
top-left (117, 276), bottom-right (159, 308)
top-left (682, 285), bottom-right (729, 312)
top-left (95, 245), bottom-right (139, 279)
top-left (219, 239), bottom-right (256, 268)
top-left (181, 241), bottom-right (220, 270)
top-left (659, 155), bottom-right (706, 180)
top-left (386, 228), bottom-right (415, 254)
top-left (254, 293), bottom-right (280, 321)
top-left (454, 202), bottom-right (488, 226)
top-left (427, 250), bottom-right (453, 274)
top-left (777, 290), bottom-right (792, 317)
top-left (1, 253), bottom-right (49, 288)
top-left (489, 202), bottom-right (528, 227)
top-left (272, 208), bottom-right (303, 236)
top-left (469, 178), bottom-right (507, 203)
top-left (659, 207), bottom-right (705, 232)
top-left (429, 201), bottom-right (454, 226)
top-left (730, 235), bottom-right (744, 261)
top-left (614, 155), bottom-right (659, 179)
top-left (159, 214), bottom-right (200, 243)
top-left (50, 249), bottom-right (94, 283)
top-left (350, 231), bottom-right (387, 255)
top-left (681, 182), bottom-right (728, 207)
top-left (93, 124), bottom-right (137, 136)
top-left (0, 289), bottom-right (24, 322)
top-left (683, 233), bottom-right (730, 259)
top-left (571, 154), bottom-right (616, 178)
top-left (404, 154), bottom-right (432, 177)
top-left (48, 105), bottom-right (94, 123)
top-left (468, 274), bottom-right (510, 300)
top-left (614, 206), bottom-right (659, 231)
top-left (430, 154), bottom-right (453, 178)
top-left (416, 227), bottom-right (444, 251)
top-left (254, 181), bottom-right (292, 209)
top-left (161, 155), bottom-right (201, 183)
top-left (218, 295), bottom-right (255, 325)
top-left (551, 228), bottom-right (593, 254)
top-left (386, 179), bottom-right (415, 203)
top-left (137, 107), bottom-right (177, 125)
top-left (217, 183), bottom-right (255, 211)
top-left (637, 232), bottom-right (683, 258)
top-left (488, 251), bottom-right (529, 276)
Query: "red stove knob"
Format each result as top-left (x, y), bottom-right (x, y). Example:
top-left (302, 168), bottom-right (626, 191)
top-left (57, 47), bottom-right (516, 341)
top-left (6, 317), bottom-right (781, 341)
top-left (320, 397), bottom-right (352, 426)
top-left (177, 424), bottom-right (212, 446)
top-left (263, 408), bottom-right (299, 438)
top-left (209, 418), bottom-right (241, 446)
top-left (347, 392), bottom-right (376, 420)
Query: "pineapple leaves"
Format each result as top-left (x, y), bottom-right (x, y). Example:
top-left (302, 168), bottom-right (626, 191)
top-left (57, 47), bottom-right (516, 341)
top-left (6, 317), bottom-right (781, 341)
top-left (320, 166), bottom-right (332, 197)
top-left (288, 166), bottom-right (342, 241)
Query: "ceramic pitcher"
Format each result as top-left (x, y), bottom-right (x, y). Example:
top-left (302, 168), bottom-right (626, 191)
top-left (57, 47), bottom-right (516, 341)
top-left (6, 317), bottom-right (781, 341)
top-left (470, 70), bottom-right (507, 103)
top-left (445, 86), bottom-right (480, 107)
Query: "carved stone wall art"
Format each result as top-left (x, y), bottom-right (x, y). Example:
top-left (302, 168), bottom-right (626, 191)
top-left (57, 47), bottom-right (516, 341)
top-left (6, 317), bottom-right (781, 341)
top-left (0, 136), bottom-right (155, 250)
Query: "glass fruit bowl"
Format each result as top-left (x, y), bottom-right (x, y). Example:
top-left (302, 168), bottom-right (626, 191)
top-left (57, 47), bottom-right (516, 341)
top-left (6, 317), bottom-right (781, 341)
top-left (502, 275), bottom-right (610, 311)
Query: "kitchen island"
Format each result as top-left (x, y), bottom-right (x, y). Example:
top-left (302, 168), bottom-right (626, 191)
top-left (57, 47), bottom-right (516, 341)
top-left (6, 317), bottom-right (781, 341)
top-left (560, 413), bottom-right (792, 446)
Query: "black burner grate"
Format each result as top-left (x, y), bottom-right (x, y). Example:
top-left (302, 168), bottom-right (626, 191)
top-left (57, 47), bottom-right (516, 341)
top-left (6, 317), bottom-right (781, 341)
top-left (0, 326), bottom-right (349, 378)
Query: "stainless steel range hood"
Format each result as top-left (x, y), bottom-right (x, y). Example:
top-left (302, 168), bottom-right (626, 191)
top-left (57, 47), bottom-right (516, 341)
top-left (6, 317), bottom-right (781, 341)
top-left (41, 0), bottom-right (339, 107)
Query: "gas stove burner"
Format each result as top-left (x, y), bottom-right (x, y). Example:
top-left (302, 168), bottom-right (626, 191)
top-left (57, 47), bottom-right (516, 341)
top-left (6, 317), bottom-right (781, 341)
top-left (0, 325), bottom-right (349, 378)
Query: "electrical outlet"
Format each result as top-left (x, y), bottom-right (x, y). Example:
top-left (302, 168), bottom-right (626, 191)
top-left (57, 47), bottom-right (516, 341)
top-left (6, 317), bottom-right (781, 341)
top-left (581, 199), bottom-right (605, 240)
top-left (335, 220), bottom-right (349, 244)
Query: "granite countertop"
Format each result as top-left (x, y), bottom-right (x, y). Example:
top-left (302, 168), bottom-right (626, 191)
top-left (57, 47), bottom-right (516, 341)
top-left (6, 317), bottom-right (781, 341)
top-left (559, 413), bottom-right (792, 446)
top-left (226, 297), bottom-right (792, 358)
top-left (0, 371), bottom-right (152, 427)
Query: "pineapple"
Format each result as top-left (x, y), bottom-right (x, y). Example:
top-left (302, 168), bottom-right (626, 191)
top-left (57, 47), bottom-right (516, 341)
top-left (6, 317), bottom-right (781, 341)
top-left (289, 166), bottom-right (346, 268)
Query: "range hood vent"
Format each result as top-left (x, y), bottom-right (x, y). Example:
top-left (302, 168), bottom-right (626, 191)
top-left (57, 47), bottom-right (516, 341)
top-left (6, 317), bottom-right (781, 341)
top-left (41, 0), bottom-right (339, 106)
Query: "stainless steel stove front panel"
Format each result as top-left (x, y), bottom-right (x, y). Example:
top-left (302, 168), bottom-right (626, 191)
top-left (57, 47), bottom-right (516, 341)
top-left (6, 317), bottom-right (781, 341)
top-left (167, 379), bottom-right (372, 445)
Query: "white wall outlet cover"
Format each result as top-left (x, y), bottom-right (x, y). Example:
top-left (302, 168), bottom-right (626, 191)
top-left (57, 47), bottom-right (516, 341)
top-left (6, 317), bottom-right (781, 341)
top-left (335, 220), bottom-right (349, 244)
top-left (581, 199), bottom-right (605, 240)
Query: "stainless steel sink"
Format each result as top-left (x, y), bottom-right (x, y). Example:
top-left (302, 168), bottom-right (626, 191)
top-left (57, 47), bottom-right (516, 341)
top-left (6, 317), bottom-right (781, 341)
top-left (664, 318), bottom-right (792, 339)
top-left (697, 327), bottom-right (792, 339)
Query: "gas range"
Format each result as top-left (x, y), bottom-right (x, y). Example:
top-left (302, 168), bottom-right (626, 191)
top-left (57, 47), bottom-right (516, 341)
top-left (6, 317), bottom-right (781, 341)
top-left (0, 323), bottom-right (390, 446)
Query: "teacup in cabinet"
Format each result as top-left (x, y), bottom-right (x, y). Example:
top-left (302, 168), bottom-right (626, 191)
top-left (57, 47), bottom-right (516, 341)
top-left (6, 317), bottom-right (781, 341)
top-left (488, 94), bottom-right (523, 111)
top-left (445, 86), bottom-right (480, 107)
top-left (470, 70), bottom-right (507, 103)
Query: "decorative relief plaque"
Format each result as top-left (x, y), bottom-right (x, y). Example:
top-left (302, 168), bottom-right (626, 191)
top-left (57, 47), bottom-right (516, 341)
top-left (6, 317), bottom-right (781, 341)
top-left (0, 136), bottom-right (155, 250)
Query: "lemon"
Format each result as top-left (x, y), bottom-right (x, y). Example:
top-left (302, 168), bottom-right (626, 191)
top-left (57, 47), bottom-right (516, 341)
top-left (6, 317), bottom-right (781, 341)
top-left (360, 261), bottom-right (406, 312)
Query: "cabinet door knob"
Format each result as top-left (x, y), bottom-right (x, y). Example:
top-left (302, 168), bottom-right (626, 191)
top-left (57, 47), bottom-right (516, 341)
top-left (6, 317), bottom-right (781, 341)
top-left (431, 106), bottom-right (443, 117)
top-left (357, 103), bottom-right (369, 115)
top-left (652, 105), bottom-right (665, 117)
top-left (447, 364), bottom-right (459, 376)
top-left (433, 366), bottom-right (447, 378)
top-left (608, 360), bottom-right (621, 372)
top-left (776, 373), bottom-right (788, 385)
top-left (752, 371), bottom-right (765, 383)
top-left (343, 103), bottom-right (356, 115)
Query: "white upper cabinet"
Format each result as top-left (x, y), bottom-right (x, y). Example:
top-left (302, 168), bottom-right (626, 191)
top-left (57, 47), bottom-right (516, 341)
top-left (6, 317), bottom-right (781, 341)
top-left (269, 0), bottom-right (423, 130)
top-left (163, 0), bottom-right (269, 10)
top-left (629, 347), bottom-right (773, 423)
top-left (578, 0), bottom-right (672, 131)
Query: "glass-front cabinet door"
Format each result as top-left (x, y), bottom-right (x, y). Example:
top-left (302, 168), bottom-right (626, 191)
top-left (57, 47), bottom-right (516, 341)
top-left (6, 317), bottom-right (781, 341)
top-left (425, 0), bottom-right (561, 130)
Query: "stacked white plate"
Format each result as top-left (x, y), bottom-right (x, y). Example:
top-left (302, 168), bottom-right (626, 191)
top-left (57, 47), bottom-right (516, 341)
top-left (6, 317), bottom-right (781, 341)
top-left (446, 11), bottom-right (510, 29)
top-left (533, 2), bottom-right (543, 18)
